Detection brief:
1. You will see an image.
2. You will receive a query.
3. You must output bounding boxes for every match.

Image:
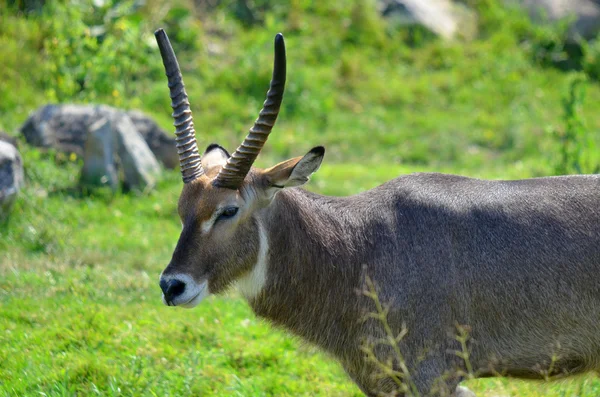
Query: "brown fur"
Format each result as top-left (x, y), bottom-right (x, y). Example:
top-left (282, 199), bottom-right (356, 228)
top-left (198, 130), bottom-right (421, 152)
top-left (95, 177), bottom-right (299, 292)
top-left (168, 177), bottom-right (260, 295)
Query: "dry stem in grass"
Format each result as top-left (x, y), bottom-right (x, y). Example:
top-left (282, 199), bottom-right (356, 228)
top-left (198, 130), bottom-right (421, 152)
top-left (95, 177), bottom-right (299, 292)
top-left (360, 275), bottom-right (478, 397)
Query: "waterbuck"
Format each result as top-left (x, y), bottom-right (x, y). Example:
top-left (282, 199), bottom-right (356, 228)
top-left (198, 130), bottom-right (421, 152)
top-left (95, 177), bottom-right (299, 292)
top-left (155, 28), bottom-right (600, 396)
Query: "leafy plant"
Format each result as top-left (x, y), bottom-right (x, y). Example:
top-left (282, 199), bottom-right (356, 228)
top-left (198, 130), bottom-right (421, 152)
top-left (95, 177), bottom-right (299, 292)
top-left (551, 75), bottom-right (599, 175)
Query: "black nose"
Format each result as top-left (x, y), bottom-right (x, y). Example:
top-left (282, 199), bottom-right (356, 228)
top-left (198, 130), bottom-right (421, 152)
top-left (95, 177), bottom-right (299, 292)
top-left (160, 278), bottom-right (186, 304)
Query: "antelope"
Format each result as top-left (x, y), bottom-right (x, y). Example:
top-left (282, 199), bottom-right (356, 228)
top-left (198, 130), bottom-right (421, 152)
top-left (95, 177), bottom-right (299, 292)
top-left (155, 28), bottom-right (600, 397)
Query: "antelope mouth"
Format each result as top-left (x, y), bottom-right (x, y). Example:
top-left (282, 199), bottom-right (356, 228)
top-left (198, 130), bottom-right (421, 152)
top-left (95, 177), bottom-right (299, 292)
top-left (180, 281), bottom-right (208, 308)
top-left (161, 275), bottom-right (210, 308)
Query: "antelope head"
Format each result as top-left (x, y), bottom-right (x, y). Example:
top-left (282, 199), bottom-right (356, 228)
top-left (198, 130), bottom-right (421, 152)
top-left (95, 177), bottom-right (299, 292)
top-left (155, 29), bottom-right (324, 308)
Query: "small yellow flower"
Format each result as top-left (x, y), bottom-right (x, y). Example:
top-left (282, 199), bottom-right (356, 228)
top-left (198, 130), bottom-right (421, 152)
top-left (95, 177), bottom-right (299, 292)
top-left (112, 89), bottom-right (120, 98)
top-left (69, 153), bottom-right (77, 162)
top-left (115, 20), bottom-right (127, 33)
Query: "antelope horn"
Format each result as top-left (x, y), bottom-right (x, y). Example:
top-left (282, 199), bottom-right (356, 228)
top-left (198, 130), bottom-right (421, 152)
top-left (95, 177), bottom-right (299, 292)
top-left (214, 33), bottom-right (286, 189)
top-left (155, 28), bottom-right (203, 183)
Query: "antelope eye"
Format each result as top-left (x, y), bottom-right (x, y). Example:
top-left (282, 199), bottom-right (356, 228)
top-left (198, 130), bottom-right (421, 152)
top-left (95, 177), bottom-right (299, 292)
top-left (218, 206), bottom-right (239, 221)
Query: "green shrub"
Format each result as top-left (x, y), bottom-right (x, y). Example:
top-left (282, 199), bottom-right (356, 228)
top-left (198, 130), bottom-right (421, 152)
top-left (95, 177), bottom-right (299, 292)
top-left (551, 75), bottom-right (599, 175)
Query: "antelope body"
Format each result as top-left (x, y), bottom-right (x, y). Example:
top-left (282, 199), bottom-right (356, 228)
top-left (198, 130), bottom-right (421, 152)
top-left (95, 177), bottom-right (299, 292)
top-left (155, 29), bottom-right (600, 396)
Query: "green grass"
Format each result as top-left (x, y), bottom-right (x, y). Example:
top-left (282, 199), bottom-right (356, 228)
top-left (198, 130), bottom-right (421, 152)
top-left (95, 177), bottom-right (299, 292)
top-left (2, 0), bottom-right (600, 395)
top-left (0, 148), bottom-right (362, 396)
top-left (0, 264), bottom-right (358, 396)
top-left (2, 146), bottom-right (600, 396)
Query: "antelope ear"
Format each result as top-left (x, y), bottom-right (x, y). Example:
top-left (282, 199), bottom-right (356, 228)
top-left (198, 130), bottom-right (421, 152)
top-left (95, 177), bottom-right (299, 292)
top-left (201, 144), bottom-right (230, 170)
top-left (263, 146), bottom-right (325, 190)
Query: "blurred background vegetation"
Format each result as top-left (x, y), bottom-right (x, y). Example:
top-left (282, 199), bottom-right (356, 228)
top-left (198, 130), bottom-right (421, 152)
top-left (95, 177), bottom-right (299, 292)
top-left (2, 0), bottom-right (600, 395)
top-left (2, 0), bottom-right (600, 177)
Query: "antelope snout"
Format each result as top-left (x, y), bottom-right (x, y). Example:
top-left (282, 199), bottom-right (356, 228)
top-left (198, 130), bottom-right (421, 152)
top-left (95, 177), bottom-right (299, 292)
top-left (160, 278), bottom-right (186, 305)
top-left (159, 273), bottom-right (210, 308)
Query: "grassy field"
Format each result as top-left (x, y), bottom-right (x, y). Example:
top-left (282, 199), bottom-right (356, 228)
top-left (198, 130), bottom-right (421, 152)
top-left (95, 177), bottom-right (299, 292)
top-left (2, 0), bottom-right (600, 396)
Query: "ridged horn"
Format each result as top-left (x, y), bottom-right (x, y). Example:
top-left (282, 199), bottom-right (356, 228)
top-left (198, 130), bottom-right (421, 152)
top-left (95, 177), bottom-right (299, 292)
top-left (155, 28), bottom-right (203, 183)
top-left (213, 33), bottom-right (286, 190)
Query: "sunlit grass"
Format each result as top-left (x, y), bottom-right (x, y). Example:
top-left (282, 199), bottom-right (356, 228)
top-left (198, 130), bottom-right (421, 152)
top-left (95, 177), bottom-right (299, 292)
top-left (2, 147), bottom-right (599, 395)
top-left (2, 1), bottom-right (600, 395)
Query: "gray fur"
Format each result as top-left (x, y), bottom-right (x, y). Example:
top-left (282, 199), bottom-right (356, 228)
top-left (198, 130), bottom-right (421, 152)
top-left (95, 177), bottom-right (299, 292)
top-left (155, 30), bottom-right (600, 395)
top-left (247, 172), bottom-right (600, 396)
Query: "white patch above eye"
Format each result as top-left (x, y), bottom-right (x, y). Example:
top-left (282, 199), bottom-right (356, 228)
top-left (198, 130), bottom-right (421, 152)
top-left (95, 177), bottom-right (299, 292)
top-left (236, 218), bottom-right (268, 300)
top-left (200, 203), bottom-right (240, 234)
top-left (200, 211), bottom-right (221, 234)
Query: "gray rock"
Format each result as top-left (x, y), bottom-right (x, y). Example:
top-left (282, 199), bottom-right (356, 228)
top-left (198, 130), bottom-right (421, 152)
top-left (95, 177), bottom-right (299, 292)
top-left (506, 0), bottom-right (600, 41)
top-left (20, 104), bottom-right (177, 168)
top-left (380, 0), bottom-right (477, 40)
top-left (80, 113), bottom-right (160, 191)
top-left (80, 117), bottom-right (119, 190)
top-left (127, 110), bottom-right (178, 169)
top-left (114, 114), bottom-right (161, 191)
top-left (0, 141), bottom-right (24, 220)
top-left (20, 104), bottom-right (88, 155)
